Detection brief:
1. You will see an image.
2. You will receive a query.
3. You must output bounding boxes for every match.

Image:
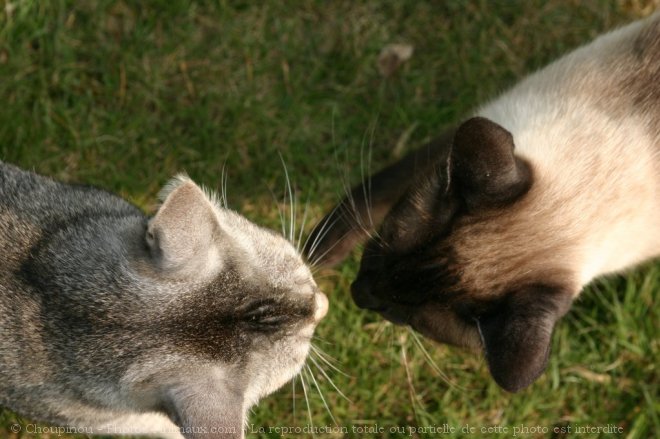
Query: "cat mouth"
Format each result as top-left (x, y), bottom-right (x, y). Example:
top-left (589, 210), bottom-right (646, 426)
top-left (377, 307), bottom-right (410, 326)
top-left (351, 278), bottom-right (412, 325)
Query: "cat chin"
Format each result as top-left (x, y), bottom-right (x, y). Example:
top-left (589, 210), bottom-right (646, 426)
top-left (377, 307), bottom-right (409, 326)
top-left (243, 335), bottom-right (313, 408)
top-left (409, 304), bottom-right (482, 353)
top-left (370, 301), bottom-right (483, 354)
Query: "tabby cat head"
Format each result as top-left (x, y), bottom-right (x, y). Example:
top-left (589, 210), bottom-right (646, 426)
top-left (140, 176), bottom-right (329, 431)
top-left (350, 117), bottom-right (574, 392)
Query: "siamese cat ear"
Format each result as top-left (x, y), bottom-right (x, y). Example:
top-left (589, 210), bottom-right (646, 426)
top-left (166, 379), bottom-right (244, 438)
top-left (477, 285), bottom-right (572, 392)
top-left (147, 176), bottom-right (222, 275)
top-left (452, 117), bottom-right (531, 209)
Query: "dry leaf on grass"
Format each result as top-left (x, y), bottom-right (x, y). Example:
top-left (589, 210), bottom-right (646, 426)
top-left (564, 366), bottom-right (611, 384)
top-left (378, 43), bottom-right (414, 77)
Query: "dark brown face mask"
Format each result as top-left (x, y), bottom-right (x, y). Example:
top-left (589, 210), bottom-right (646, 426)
top-left (307, 117), bottom-right (576, 392)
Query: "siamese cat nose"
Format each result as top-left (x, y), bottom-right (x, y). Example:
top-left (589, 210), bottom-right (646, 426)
top-left (314, 292), bottom-right (328, 322)
top-left (351, 278), bottom-right (381, 310)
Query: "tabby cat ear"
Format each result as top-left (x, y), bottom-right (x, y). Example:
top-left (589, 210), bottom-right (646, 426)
top-left (477, 285), bottom-right (572, 392)
top-left (146, 176), bottom-right (222, 276)
top-left (452, 117), bottom-right (531, 209)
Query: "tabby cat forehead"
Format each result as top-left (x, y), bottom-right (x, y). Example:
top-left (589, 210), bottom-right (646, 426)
top-left (160, 174), bottom-right (305, 265)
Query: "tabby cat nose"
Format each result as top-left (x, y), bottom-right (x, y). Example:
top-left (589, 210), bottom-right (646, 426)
top-left (351, 278), bottom-right (381, 310)
top-left (314, 292), bottom-right (328, 322)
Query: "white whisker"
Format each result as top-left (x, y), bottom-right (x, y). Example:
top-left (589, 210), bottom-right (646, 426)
top-left (305, 363), bottom-right (337, 425)
top-left (296, 196), bottom-right (311, 254)
top-left (220, 160), bottom-right (229, 208)
top-left (304, 202), bottom-right (344, 261)
top-left (399, 333), bottom-right (422, 423)
top-left (309, 229), bottom-right (353, 267)
top-left (278, 153), bottom-right (296, 245)
top-left (336, 202), bottom-right (376, 240)
top-left (311, 335), bottom-right (332, 345)
top-left (292, 373), bottom-right (297, 419)
top-left (299, 366), bottom-right (315, 433)
top-left (306, 198), bottom-right (380, 267)
top-left (408, 328), bottom-right (468, 392)
top-left (332, 144), bottom-right (362, 231)
top-left (361, 120), bottom-right (377, 230)
top-left (269, 187), bottom-right (288, 240)
top-left (310, 345), bottom-right (349, 376)
top-left (309, 353), bottom-right (352, 403)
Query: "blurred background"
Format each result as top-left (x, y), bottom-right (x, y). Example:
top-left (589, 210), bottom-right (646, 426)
top-left (0, 1), bottom-right (658, 438)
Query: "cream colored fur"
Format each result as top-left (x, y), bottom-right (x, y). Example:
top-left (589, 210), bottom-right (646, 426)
top-left (453, 14), bottom-right (660, 297)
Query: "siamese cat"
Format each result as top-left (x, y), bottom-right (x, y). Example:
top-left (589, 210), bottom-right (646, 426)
top-left (305, 14), bottom-right (660, 392)
top-left (0, 162), bottom-right (328, 438)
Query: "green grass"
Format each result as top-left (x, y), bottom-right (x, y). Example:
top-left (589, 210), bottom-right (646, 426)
top-left (0, 1), bottom-right (658, 438)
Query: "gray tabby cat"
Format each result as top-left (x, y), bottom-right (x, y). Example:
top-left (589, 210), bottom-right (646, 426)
top-left (306, 14), bottom-right (660, 392)
top-left (0, 162), bottom-right (328, 438)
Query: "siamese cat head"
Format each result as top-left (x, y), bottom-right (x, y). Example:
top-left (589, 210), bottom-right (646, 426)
top-left (140, 175), bottom-right (328, 429)
top-left (349, 117), bottom-right (574, 392)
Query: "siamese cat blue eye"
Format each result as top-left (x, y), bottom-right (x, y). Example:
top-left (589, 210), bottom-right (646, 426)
top-left (306, 13), bottom-right (660, 392)
top-left (0, 165), bottom-right (328, 439)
